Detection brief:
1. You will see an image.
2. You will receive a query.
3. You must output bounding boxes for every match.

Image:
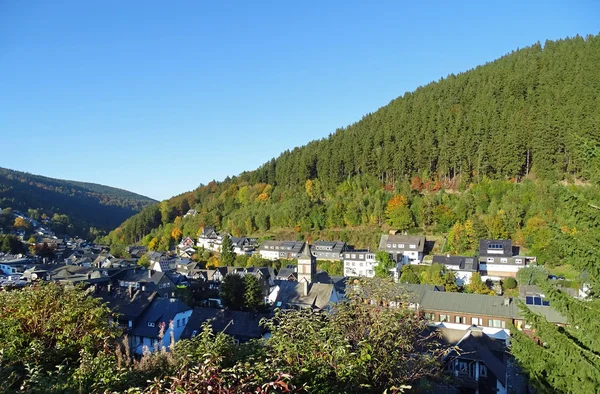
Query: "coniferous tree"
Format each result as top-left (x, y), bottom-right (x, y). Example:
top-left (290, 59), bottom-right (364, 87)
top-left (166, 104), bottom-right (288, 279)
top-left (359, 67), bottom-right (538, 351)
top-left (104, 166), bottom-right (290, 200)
top-left (220, 235), bottom-right (236, 266)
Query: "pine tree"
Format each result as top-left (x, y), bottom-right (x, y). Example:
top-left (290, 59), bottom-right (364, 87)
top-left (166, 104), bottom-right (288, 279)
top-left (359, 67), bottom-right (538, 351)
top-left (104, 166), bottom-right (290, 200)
top-left (243, 275), bottom-right (264, 311)
top-left (220, 235), bottom-right (236, 266)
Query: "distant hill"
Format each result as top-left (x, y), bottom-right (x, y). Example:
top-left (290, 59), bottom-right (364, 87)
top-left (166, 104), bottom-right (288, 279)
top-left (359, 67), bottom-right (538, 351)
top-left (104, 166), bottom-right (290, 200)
top-left (0, 167), bottom-right (156, 235)
top-left (105, 34), bottom-right (600, 250)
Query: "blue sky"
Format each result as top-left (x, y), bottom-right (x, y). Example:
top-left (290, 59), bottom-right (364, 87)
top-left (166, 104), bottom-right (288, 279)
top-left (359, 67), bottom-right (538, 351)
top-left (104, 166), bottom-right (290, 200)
top-left (0, 1), bottom-right (598, 200)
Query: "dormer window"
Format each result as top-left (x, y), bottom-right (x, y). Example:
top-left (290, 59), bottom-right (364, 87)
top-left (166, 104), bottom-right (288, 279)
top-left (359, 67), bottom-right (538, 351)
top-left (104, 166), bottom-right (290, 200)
top-left (399, 244), bottom-right (405, 248)
top-left (392, 244), bottom-right (397, 248)
top-left (148, 322), bottom-right (155, 327)
top-left (387, 244), bottom-right (391, 248)
top-left (409, 244), bottom-right (416, 249)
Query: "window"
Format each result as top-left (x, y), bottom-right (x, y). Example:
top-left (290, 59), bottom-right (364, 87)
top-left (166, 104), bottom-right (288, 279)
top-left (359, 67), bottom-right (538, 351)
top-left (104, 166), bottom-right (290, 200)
top-left (455, 316), bottom-right (465, 324)
top-left (345, 254), bottom-right (350, 258)
top-left (500, 258), bottom-right (508, 263)
top-left (392, 244), bottom-right (397, 248)
top-left (351, 254), bottom-right (356, 259)
top-left (487, 257), bottom-right (495, 263)
top-left (148, 322), bottom-right (155, 327)
top-left (176, 319), bottom-right (180, 328)
top-left (399, 244), bottom-right (405, 248)
top-left (479, 365), bottom-right (488, 377)
top-left (409, 244), bottom-right (416, 249)
top-left (387, 243), bottom-right (391, 248)
top-left (440, 314), bottom-right (449, 322)
top-left (471, 317), bottom-right (482, 326)
top-left (359, 254), bottom-right (364, 259)
top-left (515, 258), bottom-right (523, 264)
top-left (425, 313), bottom-right (435, 321)
top-left (489, 319), bottom-right (506, 328)
top-left (367, 270), bottom-right (374, 276)
top-left (191, 330), bottom-right (198, 337)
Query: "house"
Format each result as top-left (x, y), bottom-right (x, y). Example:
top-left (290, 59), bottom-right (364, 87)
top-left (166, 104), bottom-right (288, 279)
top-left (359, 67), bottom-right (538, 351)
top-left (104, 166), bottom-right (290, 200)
top-left (230, 237), bottom-right (258, 256)
top-left (196, 226), bottom-right (223, 252)
top-left (180, 307), bottom-right (268, 343)
top-left (148, 251), bottom-right (175, 272)
top-left (432, 255), bottom-right (479, 286)
top-left (183, 209), bottom-right (197, 218)
top-left (244, 266), bottom-right (276, 296)
top-left (310, 240), bottom-right (347, 261)
top-left (342, 250), bottom-right (400, 281)
top-left (126, 245), bottom-right (148, 259)
top-left (258, 240), bottom-right (306, 260)
top-left (274, 266), bottom-right (297, 281)
top-left (95, 288), bottom-right (157, 332)
top-left (268, 247), bottom-right (339, 310)
top-left (129, 297), bottom-right (193, 354)
top-left (438, 326), bottom-right (527, 394)
top-left (117, 269), bottom-right (182, 297)
top-left (379, 234), bottom-right (426, 264)
top-left (177, 237), bottom-right (196, 258)
top-left (409, 286), bottom-right (566, 334)
top-left (212, 266), bottom-right (245, 283)
top-left (0, 254), bottom-right (33, 276)
top-left (478, 240), bottom-right (536, 279)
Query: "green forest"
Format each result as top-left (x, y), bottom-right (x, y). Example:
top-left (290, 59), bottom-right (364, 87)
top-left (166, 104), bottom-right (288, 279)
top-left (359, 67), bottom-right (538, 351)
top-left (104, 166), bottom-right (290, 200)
top-left (0, 167), bottom-right (156, 236)
top-left (104, 35), bottom-right (600, 260)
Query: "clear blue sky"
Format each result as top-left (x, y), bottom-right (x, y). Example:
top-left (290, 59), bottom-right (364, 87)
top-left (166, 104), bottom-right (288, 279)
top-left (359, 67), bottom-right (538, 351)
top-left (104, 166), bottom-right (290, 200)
top-left (0, 1), bottom-right (598, 200)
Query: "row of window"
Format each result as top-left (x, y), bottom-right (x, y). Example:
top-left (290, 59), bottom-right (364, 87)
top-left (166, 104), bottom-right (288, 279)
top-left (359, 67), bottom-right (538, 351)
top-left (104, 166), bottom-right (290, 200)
top-left (485, 257), bottom-right (523, 264)
top-left (343, 253), bottom-right (375, 260)
top-left (424, 313), bottom-right (506, 328)
top-left (386, 243), bottom-right (417, 249)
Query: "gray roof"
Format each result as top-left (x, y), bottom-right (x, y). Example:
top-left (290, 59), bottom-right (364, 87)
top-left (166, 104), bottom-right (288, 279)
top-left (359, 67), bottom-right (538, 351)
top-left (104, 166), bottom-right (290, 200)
top-left (273, 280), bottom-right (334, 310)
top-left (379, 234), bottom-right (426, 252)
top-left (180, 307), bottom-right (268, 341)
top-left (130, 298), bottom-right (191, 338)
top-left (417, 290), bottom-right (567, 324)
top-left (275, 267), bottom-right (297, 280)
top-left (432, 255), bottom-right (479, 272)
top-left (96, 290), bottom-right (157, 322)
top-left (479, 239), bottom-right (514, 257)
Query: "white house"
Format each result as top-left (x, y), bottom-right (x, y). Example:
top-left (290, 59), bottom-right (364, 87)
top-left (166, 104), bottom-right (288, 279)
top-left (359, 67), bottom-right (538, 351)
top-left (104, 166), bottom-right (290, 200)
top-left (130, 298), bottom-right (193, 354)
top-left (478, 239), bottom-right (535, 279)
top-left (342, 250), bottom-right (400, 281)
top-left (432, 255), bottom-right (479, 286)
top-left (378, 234), bottom-right (426, 264)
top-left (196, 226), bottom-right (223, 252)
top-left (257, 240), bottom-right (305, 261)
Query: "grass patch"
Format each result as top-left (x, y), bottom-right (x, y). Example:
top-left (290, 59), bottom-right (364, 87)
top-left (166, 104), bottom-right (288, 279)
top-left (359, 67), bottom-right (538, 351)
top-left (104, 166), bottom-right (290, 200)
top-left (547, 264), bottom-right (581, 281)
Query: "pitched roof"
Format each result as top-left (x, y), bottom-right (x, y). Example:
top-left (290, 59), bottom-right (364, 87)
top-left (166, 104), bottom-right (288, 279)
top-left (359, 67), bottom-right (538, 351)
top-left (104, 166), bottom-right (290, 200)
top-left (180, 307), bottom-right (268, 340)
top-left (130, 298), bottom-right (191, 338)
top-left (96, 290), bottom-right (157, 321)
top-left (379, 234), bottom-right (426, 252)
top-left (432, 255), bottom-right (479, 271)
top-left (479, 239), bottom-right (514, 257)
top-left (275, 267), bottom-right (297, 280)
top-left (273, 281), bottom-right (334, 310)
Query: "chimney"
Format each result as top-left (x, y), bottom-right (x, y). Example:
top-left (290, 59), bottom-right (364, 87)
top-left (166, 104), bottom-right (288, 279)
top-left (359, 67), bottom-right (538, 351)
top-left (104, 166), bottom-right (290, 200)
top-left (128, 285), bottom-right (133, 298)
top-left (148, 269), bottom-right (152, 278)
top-left (107, 284), bottom-right (112, 293)
top-left (302, 280), bottom-right (309, 296)
top-left (504, 297), bottom-right (510, 306)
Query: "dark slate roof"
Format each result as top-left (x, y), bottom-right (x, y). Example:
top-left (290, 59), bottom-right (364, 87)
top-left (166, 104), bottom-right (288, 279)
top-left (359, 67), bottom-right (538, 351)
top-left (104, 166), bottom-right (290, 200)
top-left (273, 280), bottom-right (334, 310)
top-left (147, 251), bottom-right (165, 262)
top-left (130, 298), bottom-right (191, 338)
top-left (479, 239), bottom-right (513, 257)
top-left (379, 234), bottom-right (426, 252)
top-left (96, 290), bottom-right (157, 321)
top-left (440, 327), bottom-right (507, 382)
top-left (180, 307), bottom-right (268, 340)
top-left (274, 267), bottom-right (297, 280)
top-left (432, 255), bottom-right (479, 272)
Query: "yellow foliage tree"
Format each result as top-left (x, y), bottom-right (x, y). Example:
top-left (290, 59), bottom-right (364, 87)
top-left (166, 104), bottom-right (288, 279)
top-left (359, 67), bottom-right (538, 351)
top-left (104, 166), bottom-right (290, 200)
top-left (13, 217), bottom-right (30, 229)
top-left (386, 195), bottom-right (408, 211)
top-left (173, 216), bottom-right (182, 227)
top-left (207, 255), bottom-right (219, 269)
top-left (171, 227), bottom-right (183, 242)
top-left (305, 179), bottom-right (314, 199)
top-left (148, 237), bottom-right (159, 251)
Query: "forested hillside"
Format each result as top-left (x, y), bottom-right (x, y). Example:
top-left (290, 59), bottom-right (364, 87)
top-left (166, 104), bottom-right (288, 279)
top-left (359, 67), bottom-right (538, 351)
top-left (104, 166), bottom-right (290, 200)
top-left (0, 167), bottom-right (156, 236)
top-left (104, 34), bottom-right (600, 253)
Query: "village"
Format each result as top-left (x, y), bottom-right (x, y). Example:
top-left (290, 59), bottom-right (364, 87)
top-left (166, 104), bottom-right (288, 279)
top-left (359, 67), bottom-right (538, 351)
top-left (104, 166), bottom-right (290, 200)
top-left (0, 208), bottom-right (585, 394)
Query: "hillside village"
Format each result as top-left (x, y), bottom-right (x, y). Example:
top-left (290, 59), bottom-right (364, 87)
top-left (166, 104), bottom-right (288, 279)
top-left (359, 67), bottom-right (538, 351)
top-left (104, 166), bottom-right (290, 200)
top-left (0, 207), bottom-right (587, 394)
